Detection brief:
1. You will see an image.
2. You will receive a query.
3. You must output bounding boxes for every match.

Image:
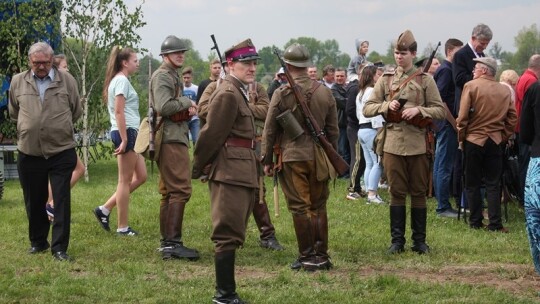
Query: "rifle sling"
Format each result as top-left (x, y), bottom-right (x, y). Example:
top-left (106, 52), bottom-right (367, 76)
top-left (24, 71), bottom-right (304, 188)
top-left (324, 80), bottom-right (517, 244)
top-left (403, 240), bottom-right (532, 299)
top-left (299, 81), bottom-right (323, 143)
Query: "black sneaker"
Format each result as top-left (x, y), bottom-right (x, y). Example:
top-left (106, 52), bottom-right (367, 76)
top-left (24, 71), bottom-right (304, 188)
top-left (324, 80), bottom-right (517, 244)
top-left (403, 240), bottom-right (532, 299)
top-left (161, 243), bottom-right (200, 260)
top-left (93, 207), bottom-right (111, 231)
top-left (117, 227), bottom-right (138, 236)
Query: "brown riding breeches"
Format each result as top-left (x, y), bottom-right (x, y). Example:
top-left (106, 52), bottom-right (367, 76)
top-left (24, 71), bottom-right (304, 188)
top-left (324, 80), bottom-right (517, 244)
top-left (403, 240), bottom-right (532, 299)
top-left (210, 181), bottom-right (255, 252)
top-left (278, 160), bottom-right (329, 216)
top-left (383, 152), bottom-right (429, 208)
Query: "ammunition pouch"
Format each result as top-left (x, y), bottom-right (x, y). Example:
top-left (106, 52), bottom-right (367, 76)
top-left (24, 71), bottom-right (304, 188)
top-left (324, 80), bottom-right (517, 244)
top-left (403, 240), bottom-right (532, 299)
top-left (386, 109), bottom-right (433, 129)
top-left (276, 109), bottom-right (304, 140)
top-left (169, 110), bottom-right (191, 122)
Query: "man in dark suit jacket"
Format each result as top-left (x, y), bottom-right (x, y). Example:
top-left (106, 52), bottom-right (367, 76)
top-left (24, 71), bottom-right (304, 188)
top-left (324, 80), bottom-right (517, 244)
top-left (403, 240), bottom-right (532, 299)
top-left (451, 24), bottom-right (493, 212)
top-left (452, 23), bottom-right (493, 115)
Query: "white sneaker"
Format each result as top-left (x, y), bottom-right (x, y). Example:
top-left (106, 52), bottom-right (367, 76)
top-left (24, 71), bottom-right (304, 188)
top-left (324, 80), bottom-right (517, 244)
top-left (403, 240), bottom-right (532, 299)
top-left (367, 195), bottom-right (385, 204)
top-left (346, 192), bottom-right (361, 200)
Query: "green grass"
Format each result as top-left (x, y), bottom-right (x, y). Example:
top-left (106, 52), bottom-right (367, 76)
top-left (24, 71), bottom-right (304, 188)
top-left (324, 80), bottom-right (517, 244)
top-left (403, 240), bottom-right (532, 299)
top-left (0, 157), bottom-right (539, 303)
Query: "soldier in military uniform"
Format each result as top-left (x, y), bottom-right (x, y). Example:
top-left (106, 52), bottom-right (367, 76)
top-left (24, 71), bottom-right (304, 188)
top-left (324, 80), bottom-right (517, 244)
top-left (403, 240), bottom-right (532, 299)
top-left (151, 35), bottom-right (199, 260)
top-left (363, 30), bottom-right (445, 254)
top-left (192, 39), bottom-right (260, 304)
top-left (198, 61), bottom-right (284, 252)
top-left (262, 43), bottom-right (338, 271)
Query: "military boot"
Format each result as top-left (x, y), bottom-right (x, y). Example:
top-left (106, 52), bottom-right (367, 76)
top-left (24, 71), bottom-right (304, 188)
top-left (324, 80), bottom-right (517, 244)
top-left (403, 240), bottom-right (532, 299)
top-left (159, 200), bottom-right (168, 247)
top-left (411, 207), bottom-right (430, 254)
top-left (212, 250), bottom-right (246, 304)
top-left (309, 211), bottom-right (332, 271)
top-left (252, 200), bottom-right (284, 251)
top-left (161, 202), bottom-right (200, 260)
top-left (388, 206), bottom-right (406, 254)
top-left (290, 213), bottom-right (316, 271)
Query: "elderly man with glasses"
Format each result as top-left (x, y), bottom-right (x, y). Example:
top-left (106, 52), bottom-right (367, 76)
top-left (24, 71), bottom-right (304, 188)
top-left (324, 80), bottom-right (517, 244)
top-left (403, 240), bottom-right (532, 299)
top-left (9, 42), bottom-right (82, 261)
top-left (456, 57), bottom-right (517, 232)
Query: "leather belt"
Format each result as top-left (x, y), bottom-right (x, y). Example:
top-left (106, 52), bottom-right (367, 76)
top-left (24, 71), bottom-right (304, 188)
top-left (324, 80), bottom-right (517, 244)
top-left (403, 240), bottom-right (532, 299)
top-left (358, 122), bottom-right (372, 129)
top-left (225, 137), bottom-right (256, 150)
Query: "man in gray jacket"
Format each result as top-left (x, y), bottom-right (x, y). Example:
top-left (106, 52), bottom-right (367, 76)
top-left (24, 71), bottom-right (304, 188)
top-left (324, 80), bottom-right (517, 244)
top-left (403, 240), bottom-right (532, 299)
top-left (9, 42), bottom-right (82, 261)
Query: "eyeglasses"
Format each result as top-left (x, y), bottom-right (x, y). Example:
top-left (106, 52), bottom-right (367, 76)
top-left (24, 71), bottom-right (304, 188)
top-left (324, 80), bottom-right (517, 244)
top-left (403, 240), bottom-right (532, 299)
top-left (31, 61), bottom-right (52, 67)
top-left (472, 66), bottom-right (485, 73)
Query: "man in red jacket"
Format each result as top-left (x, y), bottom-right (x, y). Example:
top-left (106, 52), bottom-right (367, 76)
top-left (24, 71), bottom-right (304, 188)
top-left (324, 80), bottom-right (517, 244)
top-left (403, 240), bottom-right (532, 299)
top-left (515, 54), bottom-right (540, 205)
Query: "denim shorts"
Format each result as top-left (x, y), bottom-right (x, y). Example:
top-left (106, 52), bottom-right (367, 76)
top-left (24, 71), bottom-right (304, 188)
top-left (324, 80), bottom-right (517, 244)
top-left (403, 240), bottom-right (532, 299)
top-left (110, 128), bottom-right (138, 152)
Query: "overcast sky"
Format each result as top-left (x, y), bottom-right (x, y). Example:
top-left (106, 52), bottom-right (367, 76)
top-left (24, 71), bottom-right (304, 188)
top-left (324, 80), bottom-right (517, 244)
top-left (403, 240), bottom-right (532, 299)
top-left (128, 0), bottom-right (539, 61)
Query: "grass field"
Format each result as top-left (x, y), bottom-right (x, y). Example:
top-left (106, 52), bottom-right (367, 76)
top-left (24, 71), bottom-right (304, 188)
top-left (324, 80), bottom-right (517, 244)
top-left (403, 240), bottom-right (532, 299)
top-left (0, 157), bottom-right (539, 303)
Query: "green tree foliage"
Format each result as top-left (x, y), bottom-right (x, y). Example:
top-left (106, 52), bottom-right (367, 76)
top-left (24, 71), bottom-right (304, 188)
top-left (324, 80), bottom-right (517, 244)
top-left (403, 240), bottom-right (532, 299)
top-left (257, 45), bottom-right (281, 85)
top-left (132, 54), bottom-right (160, 118)
top-left (0, 0), bottom-right (62, 76)
top-left (366, 51), bottom-right (383, 63)
top-left (283, 37), bottom-right (350, 73)
top-left (180, 39), bottom-right (207, 85)
top-left (61, 0), bottom-right (146, 180)
top-left (0, 0), bottom-right (62, 142)
top-left (511, 24), bottom-right (540, 73)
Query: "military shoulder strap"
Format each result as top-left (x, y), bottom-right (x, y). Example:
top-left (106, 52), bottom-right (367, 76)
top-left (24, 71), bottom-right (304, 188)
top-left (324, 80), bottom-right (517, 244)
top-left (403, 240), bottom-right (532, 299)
top-left (387, 69), bottom-right (422, 100)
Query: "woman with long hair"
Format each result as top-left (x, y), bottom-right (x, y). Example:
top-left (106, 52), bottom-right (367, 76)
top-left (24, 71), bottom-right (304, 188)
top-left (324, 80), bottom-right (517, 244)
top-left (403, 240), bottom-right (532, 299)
top-left (93, 46), bottom-right (147, 236)
top-left (356, 65), bottom-right (385, 204)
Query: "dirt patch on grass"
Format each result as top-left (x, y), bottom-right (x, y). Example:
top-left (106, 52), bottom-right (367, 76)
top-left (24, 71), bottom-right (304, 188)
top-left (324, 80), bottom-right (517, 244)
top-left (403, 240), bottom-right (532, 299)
top-left (232, 263), bottom-right (539, 299)
top-left (354, 263), bottom-right (540, 299)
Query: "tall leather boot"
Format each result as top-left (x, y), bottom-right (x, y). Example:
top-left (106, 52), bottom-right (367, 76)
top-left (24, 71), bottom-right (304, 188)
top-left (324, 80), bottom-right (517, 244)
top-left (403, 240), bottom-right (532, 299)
top-left (411, 207), bottom-right (430, 254)
top-left (388, 206), bottom-right (406, 254)
top-left (213, 250), bottom-right (245, 304)
top-left (161, 202), bottom-right (200, 260)
top-left (252, 200), bottom-right (283, 251)
top-left (159, 200), bottom-right (168, 247)
top-left (311, 211), bottom-right (332, 270)
top-left (290, 213), bottom-right (316, 271)
top-left (158, 180), bottom-right (169, 247)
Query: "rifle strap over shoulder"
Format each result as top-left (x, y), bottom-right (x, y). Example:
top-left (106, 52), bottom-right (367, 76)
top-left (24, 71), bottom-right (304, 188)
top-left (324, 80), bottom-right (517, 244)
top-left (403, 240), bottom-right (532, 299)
top-left (306, 80), bottom-right (322, 102)
top-left (388, 69), bottom-right (422, 100)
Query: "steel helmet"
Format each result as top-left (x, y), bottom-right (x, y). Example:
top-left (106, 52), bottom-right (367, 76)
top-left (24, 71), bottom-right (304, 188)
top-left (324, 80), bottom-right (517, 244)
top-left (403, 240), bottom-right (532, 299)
top-left (160, 35), bottom-right (188, 55)
top-left (283, 43), bottom-right (311, 68)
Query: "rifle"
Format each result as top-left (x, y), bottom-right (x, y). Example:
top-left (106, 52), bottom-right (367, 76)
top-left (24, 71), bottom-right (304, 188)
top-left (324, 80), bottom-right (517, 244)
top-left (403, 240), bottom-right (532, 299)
top-left (147, 52), bottom-right (157, 171)
top-left (272, 142), bottom-right (282, 218)
top-left (422, 42), bottom-right (441, 73)
top-left (422, 42), bottom-right (440, 198)
top-left (272, 48), bottom-right (349, 176)
top-left (210, 34), bottom-right (226, 72)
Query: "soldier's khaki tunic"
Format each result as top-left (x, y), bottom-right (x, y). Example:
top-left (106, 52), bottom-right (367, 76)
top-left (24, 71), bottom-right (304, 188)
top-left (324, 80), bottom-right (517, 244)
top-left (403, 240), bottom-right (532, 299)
top-left (363, 66), bottom-right (445, 206)
top-left (262, 73), bottom-right (338, 215)
top-left (192, 75), bottom-right (258, 251)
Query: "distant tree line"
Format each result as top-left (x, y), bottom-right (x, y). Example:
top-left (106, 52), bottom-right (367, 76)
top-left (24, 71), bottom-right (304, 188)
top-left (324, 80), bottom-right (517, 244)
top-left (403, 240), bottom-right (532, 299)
top-left (2, 0), bottom-right (540, 173)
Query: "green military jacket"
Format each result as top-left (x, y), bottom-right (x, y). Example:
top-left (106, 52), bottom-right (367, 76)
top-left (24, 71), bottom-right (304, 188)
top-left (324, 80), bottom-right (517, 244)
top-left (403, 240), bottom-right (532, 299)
top-left (150, 62), bottom-right (193, 145)
top-left (363, 66), bottom-right (445, 156)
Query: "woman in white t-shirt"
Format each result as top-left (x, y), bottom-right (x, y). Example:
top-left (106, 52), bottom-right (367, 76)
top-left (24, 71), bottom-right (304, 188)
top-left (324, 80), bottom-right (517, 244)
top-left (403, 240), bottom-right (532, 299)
top-left (94, 46), bottom-right (147, 236)
top-left (356, 65), bottom-right (385, 204)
